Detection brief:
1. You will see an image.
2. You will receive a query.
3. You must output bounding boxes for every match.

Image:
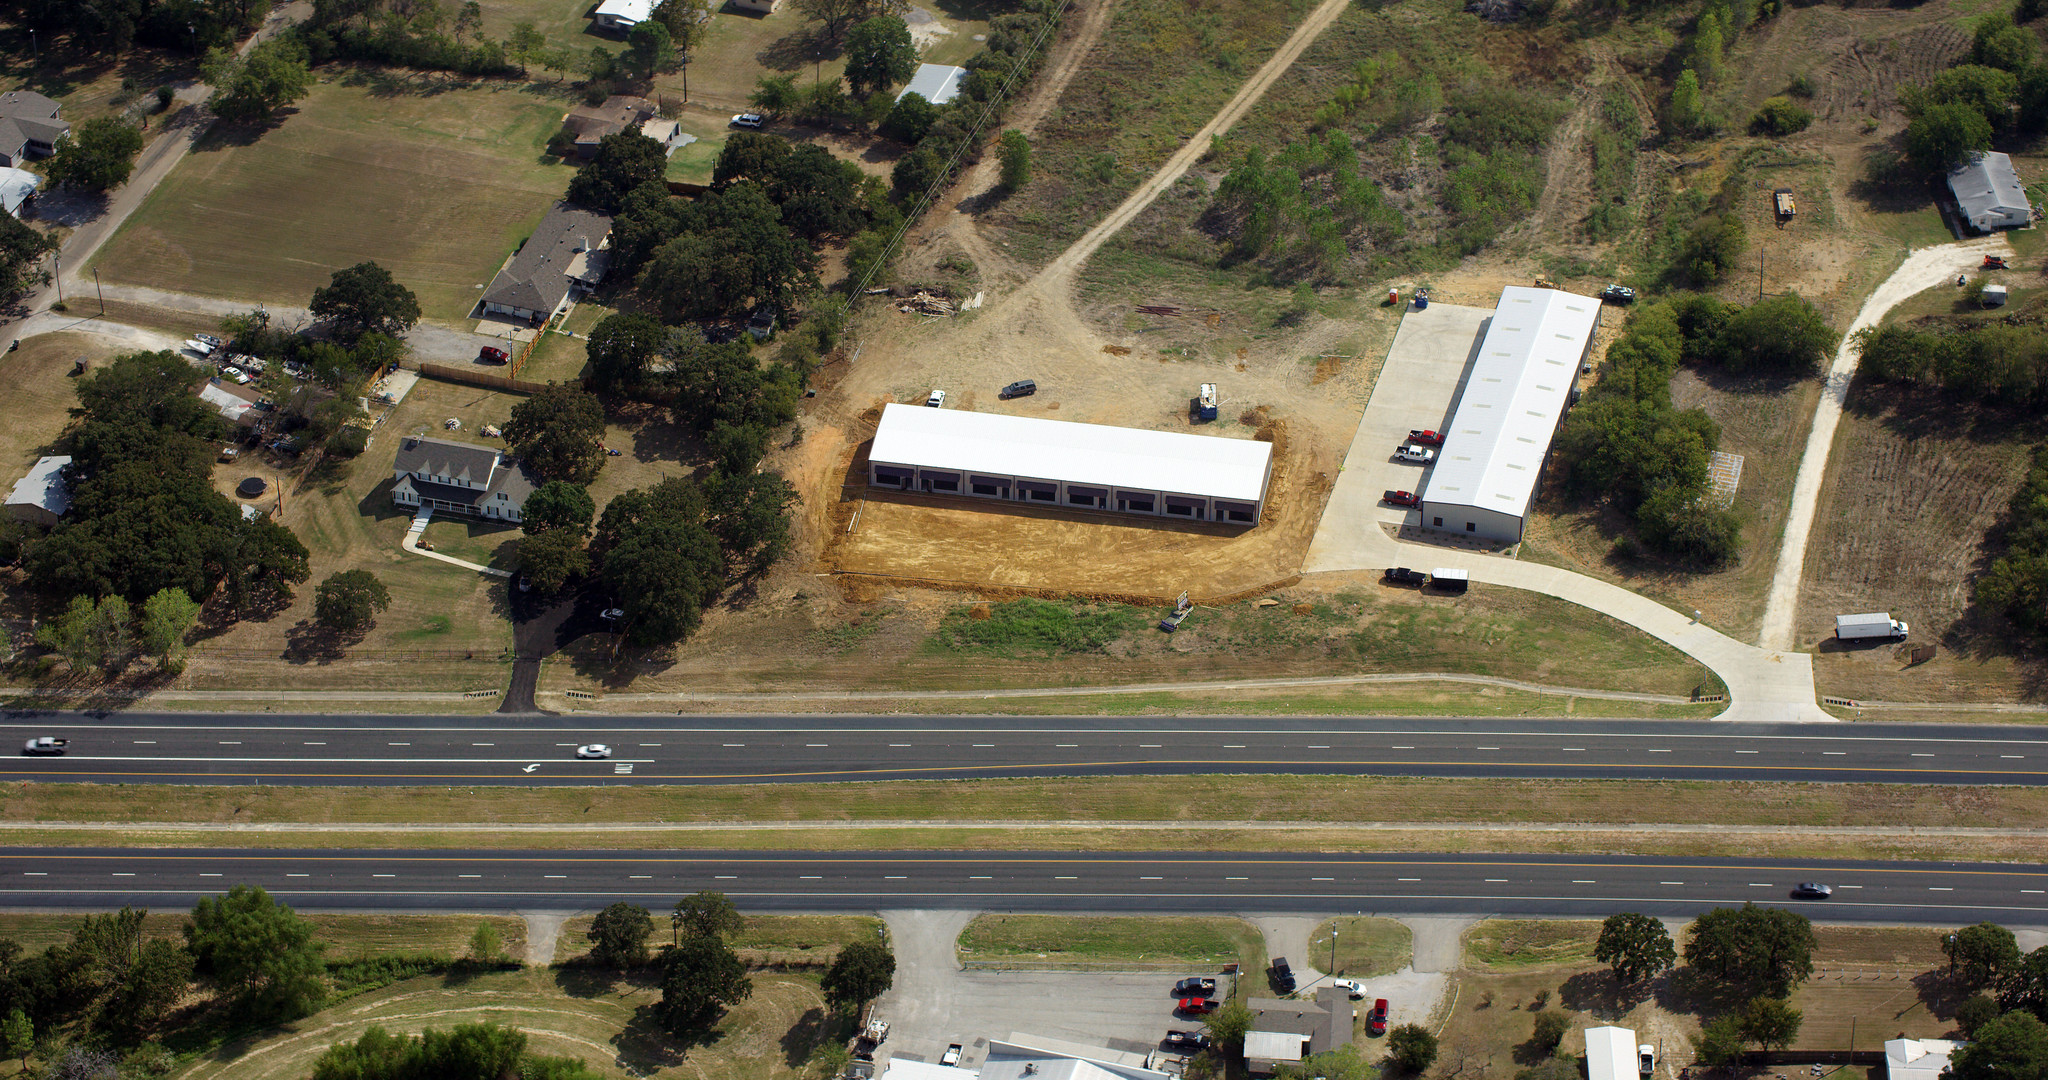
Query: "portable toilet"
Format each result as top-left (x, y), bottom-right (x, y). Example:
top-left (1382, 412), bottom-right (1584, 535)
top-left (1388, 288), bottom-right (1400, 305)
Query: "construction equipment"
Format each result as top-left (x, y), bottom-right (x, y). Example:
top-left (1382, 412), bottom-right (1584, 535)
top-left (853, 1018), bottom-right (889, 1061)
top-left (1534, 276), bottom-right (1559, 289)
top-left (1983, 254), bottom-right (2010, 270)
top-left (1158, 591), bottom-right (1193, 633)
top-left (1192, 383), bottom-right (1218, 422)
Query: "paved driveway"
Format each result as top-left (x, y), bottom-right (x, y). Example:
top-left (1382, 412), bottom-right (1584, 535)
top-left (1306, 302), bottom-right (1491, 564)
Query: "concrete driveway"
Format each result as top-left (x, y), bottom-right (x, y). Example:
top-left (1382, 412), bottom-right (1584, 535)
top-left (875, 911), bottom-right (1217, 1071)
top-left (1305, 302), bottom-right (1491, 562)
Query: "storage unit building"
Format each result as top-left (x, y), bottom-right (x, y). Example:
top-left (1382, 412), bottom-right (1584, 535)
top-left (1419, 286), bottom-right (1601, 544)
top-left (866, 402), bottom-right (1274, 524)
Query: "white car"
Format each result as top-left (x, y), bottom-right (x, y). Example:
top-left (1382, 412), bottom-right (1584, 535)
top-left (183, 338), bottom-right (215, 356)
top-left (1395, 445), bottom-right (1435, 463)
top-left (221, 366), bottom-right (251, 384)
top-left (575, 744), bottom-right (612, 759)
top-left (925, 389), bottom-right (946, 408)
top-left (731, 113), bottom-right (765, 129)
top-left (1331, 977), bottom-right (1366, 999)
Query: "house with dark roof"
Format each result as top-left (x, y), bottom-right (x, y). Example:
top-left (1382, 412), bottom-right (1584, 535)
top-left (479, 202), bottom-right (615, 324)
top-left (1244, 989), bottom-right (1355, 1076)
top-left (0, 90), bottom-right (70, 167)
top-left (561, 96), bottom-right (685, 159)
top-left (390, 436), bottom-right (534, 523)
top-left (1949, 150), bottom-right (2031, 232)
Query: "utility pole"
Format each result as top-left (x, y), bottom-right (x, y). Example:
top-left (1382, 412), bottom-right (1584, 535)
top-left (93, 268), bottom-right (103, 315)
top-left (1758, 247), bottom-right (1765, 301)
top-left (1330, 928), bottom-right (1339, 978)
top-left (53, 251), bottom-right (61, 306)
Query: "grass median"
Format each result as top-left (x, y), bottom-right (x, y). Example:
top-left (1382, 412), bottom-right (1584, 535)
top-left (957, 914), bottom-right (1265, 973)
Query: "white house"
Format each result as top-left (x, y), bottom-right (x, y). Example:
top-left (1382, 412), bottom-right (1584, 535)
top-left (1886, 1038), bottom-right (1962, 1080)
top-left (592, 0), bottom-right (653, 31)
top-left (390, 436), bottom-right (534, 523)
top-left (1949, 151), bottom-right (2030, 232)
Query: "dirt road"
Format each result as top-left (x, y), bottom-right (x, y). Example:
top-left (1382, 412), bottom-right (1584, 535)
top-left (1756, 235), bottom-right (2011, 651)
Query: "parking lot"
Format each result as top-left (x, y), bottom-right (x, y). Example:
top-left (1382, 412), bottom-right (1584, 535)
top-left (1305, 302), bottom-right (1492, 572)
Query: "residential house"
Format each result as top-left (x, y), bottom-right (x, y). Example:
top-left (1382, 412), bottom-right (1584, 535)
top-left (728, 0), bottom-right (778, 11)
top-left (1885, 1038), bottom-right (1962, 1080)
top-left (561, 96), bottom-right (686, 159)
top-left (478, 202), bottom-right (614, 324)
top-left (592, 0), bottom-right (652, 31)
top-left (5, 455), bottom-right (70, 528)
top-left (0, 166), bottom-right (39, 218)
top-left (390, 436), bottom-right (534, 523)
top-left (1244, 990), bottom-right (1355, 1076)
top-left (896, 64), bottom-right (969, 106)
top-left (1949, 151), bottom-right (2031, 232)
top-left (0, 90), bottom-right (69, 167)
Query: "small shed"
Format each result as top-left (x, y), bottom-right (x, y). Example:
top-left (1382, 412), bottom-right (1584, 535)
top-left (1585, 1027), bottom-right (1639, 1080)
top-left (1983, 283), bottom-right (2008, 307)
top-left (4, 455), bottom-right (70, 528)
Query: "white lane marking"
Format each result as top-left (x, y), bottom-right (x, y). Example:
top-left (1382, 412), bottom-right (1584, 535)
top-left (1573, 880), bottom-right (1596, 884)
top-left (1486, 879), bottom-right (1509, 883)
top-left (723, 743), bottom-right (745, 747)
top-left (460, 874), bottom-right (481, 878)
top-left (304, 742), bottom-right (325, 746)
top-left (890, 744), bottom-right (912, 747)
top-left (554, 743), bottom-right (575, 747)
top-left (970, 876), bottom-right (992, 880)
top-left (1646, 749), bottom-right (1670, 753)
top-left (1912, 753), bottom-right (1934, 757)
top-left (1397, 878), bottom-right (1421, 882)
top-left (22, 873), bottom-right (42, 877)
top-left (200, 873), bottom-right (220, 877)
top-left (1930, 887), bottom-right (1954, 891)
top-left (388, 742), bottom-right (410, 746)
top-left (1562, 748), bottom-right (1584, 752)
top-left (1141, 876), bottom-right (1163, 880)
top-left (1227, 877), bottom-right (1248, 881)
top-left (1476, 746), bottom-right (1499, 750)
top-left (1393, 746), bottom-right (1414, 750)
top-left (1056, 876), bottom-right (1077, 880)
top-left (1224, 744), bottom-right (1246, 749)
top-left (2026, 890), bottom-right (2045, 894)
top-left (1309, 745), bottom-right (1330, 750)
top-left (1736, 750), bottom-right (1758, 754)
top-left (630, 875), bottom-right (651, 879)
top-left (638, 743), bottom-right (661, 747)
top-left (2004, 755), bottom-right (2026, 759)
top-left (133, 740), bottom-right (155, 744)
top-left (219, 741), bottom-right (241, 745)
top-left (1057, 744), bottom-right (1077, 748)
top-left (287, 873), bottom-right (309, 877)
top-left (800, 876), bottom-right (822, 880)
top-left (1823, 752), bottom-right (1846, 756)
top-left (373, 874), bottom-right (395, 878)
top-left (884, 876), bottom-right (906, 880)
top-left (113, 872), bottom-right (133, 877)
top-left (1312, 877), bottom-right (1334, 882)
top-left (543, 875), bottom-right (566, 879)
top-left (1140, 744), bottom-right (1162, 748)
top-left (1749, 883), bottom-right (1774, 887)
top-left (973, 744), bottom-right (993, 748)
top-left (806, 743), bottom-right (828, 747)
top-left (1660, 881), bottom-right (1684, 885)
top-left (715, 875), bottom-right (737, 880)
top-left (1839, 885), bottom-right (1863, 889)
top-left (472, 743), bottom-right (494, 746)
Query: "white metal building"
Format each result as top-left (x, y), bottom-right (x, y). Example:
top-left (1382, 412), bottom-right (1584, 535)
top-left (1584, 1027), bottom-right (1638, 1080)
top-left (896, 64), bottom-right (969, 106)
top-left (866, 402), bottom-right (1274, 524)
top-left (1419, 286), bottom-right (1600, 544)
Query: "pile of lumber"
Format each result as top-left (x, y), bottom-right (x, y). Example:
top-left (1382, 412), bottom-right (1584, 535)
top-left (895, 291), bottom-right (955, 316)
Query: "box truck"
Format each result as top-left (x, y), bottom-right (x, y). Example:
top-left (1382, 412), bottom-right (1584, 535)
top-left (1835, 612), bottom-right (1907, 641)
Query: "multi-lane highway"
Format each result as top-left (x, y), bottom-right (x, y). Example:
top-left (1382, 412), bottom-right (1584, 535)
top-left (4, 849), bottom-right (2042, 922)
top-left (0, 713), bottom-right (2042, 785)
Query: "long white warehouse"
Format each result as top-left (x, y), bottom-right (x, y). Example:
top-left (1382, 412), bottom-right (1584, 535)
top-left (1419, 286), bottom-right (1601, 544)
top-left (866, 402), bottom-right (1274, 524)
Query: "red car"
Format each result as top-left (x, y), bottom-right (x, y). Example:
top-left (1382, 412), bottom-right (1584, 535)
top-left (1368, 998), bottom-right (1389, 1036)
top-left (1408, 429), bottom-right (1444, 446)
top-left (478, 346), bottom-right (510, 365)
top-left (1177, 997), bottom-right (1218, 1015)
top-left (1383, 489), bottom-right (1420, 508)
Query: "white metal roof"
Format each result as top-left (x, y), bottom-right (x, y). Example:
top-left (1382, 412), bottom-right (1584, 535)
top-left (896, 64), bottom-right (968, 106)
top-left (1420, 286), bottom-right (1599, 519)
top-left (1584, 1027), bottom-right (1638, 1080)
top-left (0, 166), bottom-right (37, 217)
top-left (593, 0), bottom-right (652, 24)
top-left (1244, 1030), bottom-right (1308, 1062)
top-left (1949, 151), bottom-right (2028, 225)
top-left (5, 455), bottom-right (69, 517)
top-left (869, 402), bottom-right (1273, 502)
top-left (1885, 1038), bottom-right (1960, 1080)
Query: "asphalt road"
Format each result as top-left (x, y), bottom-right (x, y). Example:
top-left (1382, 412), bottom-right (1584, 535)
top-left (5, 849), bottom-right (2042, 922)
top-left (0, 713), bottom-right (2042, 786)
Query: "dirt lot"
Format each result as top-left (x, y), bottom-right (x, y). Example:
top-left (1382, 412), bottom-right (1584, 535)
top-left (0, 333), bottom-right (125, 478)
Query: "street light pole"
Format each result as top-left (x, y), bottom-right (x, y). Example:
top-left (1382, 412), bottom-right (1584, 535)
top-left (93, 267), bottom-right (103, 315)
top-left (1330, 929), bottom-right (1339, 978)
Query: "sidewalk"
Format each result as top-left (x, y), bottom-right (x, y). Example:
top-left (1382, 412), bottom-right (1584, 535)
top-left (402, 509), bottom-right (513, 578)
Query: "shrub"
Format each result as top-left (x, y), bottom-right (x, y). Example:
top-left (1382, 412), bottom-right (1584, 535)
top-left (1750, 96), bottom-right (1813, 135)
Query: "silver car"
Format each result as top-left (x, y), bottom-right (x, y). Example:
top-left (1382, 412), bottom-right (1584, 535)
top-left (1395, 445), bottom-right (1435, 463)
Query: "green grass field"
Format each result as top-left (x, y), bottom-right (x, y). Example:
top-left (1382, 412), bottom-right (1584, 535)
top-left (0, 911), bottom-right (524, 959)
top-left (93, 72), bottom-right (575, 322)
top-left (1463, 920), bottom-right (1601, 971)
top-left (957, 915), bottom-right (1265, 972)
top-left (1310, 917), bottom-right (1412, 978)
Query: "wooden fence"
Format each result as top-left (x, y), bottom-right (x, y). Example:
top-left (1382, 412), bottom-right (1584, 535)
top-left (411, 361), bottom-right (554, 394)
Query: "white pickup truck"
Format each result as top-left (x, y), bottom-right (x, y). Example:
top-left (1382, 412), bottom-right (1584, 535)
top-left (22, 737), bottom-right (68, 754)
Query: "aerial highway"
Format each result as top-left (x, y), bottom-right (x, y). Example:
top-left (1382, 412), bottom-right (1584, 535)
top-left (1, 848), bottom-right (2041, 922)
top-left (0, 713), bottom-right (2041, 785)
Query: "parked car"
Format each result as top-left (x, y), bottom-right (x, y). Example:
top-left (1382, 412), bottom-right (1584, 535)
top-left (999, 379), bottom-right (1038, 399)
top-left (575, 744), bottom-right (612, 759)
top-left (925, 389), bottom-right (946, 408)
top-left (1395, 445), bottom-right (1435, 463)
top-left (1368, 999), bottom-right (1390, 1036)
top-left (22, 737), bottom-right (67, 755)
top-left (1172, 977), bottom-right (1217, 997)
top-left (1176, 997), bottom-right (1219, 1015)
top-left (1601, 284), bottom-right (1636, 305)
top-left (1383, 489), bottom-right (1420, 508)
top-left (1384, 566), bottom-right (1428, 586)
top-left (1164, 1031), bottom-right (1211, 1051)
top-left (1331, 978), bottom-right (1367, 999)
top-left (941, 1045), bottom-right (963, 1067)
top-left (1792, 882), bottom-right (1833, 899)
top-left (478, 346), bottom-right (510, 365)
top-left (1270, 957), bottom-right (1296, 993)
top-left (1407, 429), bottom-right (1444, 446)
top-left (221, 366), bottom-right (251, 384)
top-left (600, 607), bottom-right (626, 623)
top-left (731, 112), bottom-right (765, 128)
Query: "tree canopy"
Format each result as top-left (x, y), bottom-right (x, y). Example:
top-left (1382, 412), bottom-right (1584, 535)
top-left (313, 569), bottom-right (391, 634)
top-left (202, 36), bottom-right (313, 123)
top-left (0, 213), bottom-right (56, 301)
top-left (843, 16), bottom-right (916, 96)
top-left (505, 384), bottom-right (608, 484)
top-left (309, 262), bottom-right (421, 341)
top-left (310, 1021), bottom-right (602, 1080)
top-left (792, 0), bottom-right (905, 42)
top-left (585, 312), bottom-right (670, 395)
top-left (671, 891), bottom-right (744, 942)
top-left (1905, 101), bottom-right (1995, 174)
top-left (1595, 912), bottom-right (1676, 984)
top-left (185, 885), bottom-right (326, 1021)
top-left (567, 132), bottom-right (670, 213)
top-left (655, 933), bottom-right (752, 1034)
top-left (1948, 922), bottom-right (2023, 990)
top-left (41, 117), bottom-right (145, 192)
top-left (1387, 1024), bottom-right (1438, 1074)
top-left (1683, 904), bottom-right (1815, 997)
top-left (593, 478), bottom-right (728, 645)
top-left (588, 902), bottom-right (655, 968)
top-left (524, 481), bottom-right (597, 537)
top-left (1951, 1011), bottom-right (2048, 1080)
top-left (821, 939), bottom-right (895, 1011)
top-left (639, 183), bottom-right (821, 321)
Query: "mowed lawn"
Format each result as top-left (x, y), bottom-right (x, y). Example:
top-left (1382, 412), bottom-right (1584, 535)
top-left (93, 72), bottom-right (574, 323)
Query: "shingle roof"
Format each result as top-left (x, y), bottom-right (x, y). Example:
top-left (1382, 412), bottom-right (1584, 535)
top-left (393, 436), bottom-right (503, 486)
top-left (480, 202), bottom-right (614, 315)
top-left (0, 90), bottom-right (59, 120)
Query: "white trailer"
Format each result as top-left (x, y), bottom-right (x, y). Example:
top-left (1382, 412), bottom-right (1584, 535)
top-left (1835, 612), bottom-right (1908, 641)
top-left (1585, 1027), bottom-right (1639, 1080)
